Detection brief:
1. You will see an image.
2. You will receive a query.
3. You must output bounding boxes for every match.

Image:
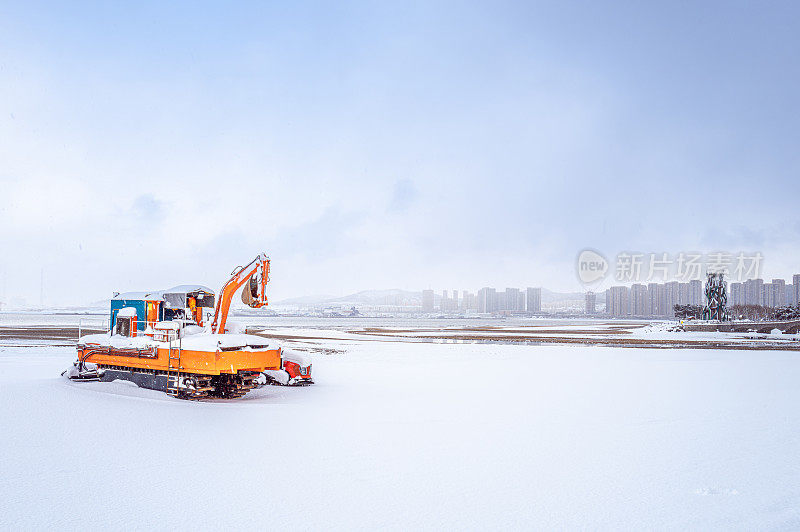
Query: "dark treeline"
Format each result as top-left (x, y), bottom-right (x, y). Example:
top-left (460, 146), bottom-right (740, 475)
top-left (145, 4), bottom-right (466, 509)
top-left (674, 304), bottom-right (800, 321)
top-left (673, 304), bottom-right (703, 319)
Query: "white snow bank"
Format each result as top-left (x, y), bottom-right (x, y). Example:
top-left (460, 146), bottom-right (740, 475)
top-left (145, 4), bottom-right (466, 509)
top-left (77, 332), bottom-right (277, 351)
top-left (79, 333), bottom-right (155, 349)
top-left (112, 291), bottom-right (164, 301)
top-left (281, 348), bottom-right (311, 366)
top-left (179, 333), bottom-right (276, 350)
top-left (224, 321), bottom-right (244, 334)
top-left (2, 340), bottom-right (800, 529)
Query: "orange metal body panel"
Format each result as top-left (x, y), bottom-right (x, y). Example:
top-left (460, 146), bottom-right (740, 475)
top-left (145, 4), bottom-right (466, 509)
top-left (79, 345), bottom-right (282, 375)
top-left (146, 301), bottom-right (158, 324)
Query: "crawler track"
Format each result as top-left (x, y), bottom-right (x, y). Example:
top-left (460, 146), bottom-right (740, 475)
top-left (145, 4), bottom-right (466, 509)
top-left (209, 372), bottom-right (259, 399)
top-left (96, 364), bottom-right (259, 400)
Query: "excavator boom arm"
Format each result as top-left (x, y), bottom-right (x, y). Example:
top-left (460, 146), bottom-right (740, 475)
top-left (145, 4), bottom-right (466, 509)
top-left (210, 254), bottom-right (270, 334)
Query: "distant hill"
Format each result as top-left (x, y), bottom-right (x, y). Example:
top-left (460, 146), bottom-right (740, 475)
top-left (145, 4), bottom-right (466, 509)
top-left (541, 288), bottom-right (585, 303)
top-left (268, 294), bottom-right (339, 307)
top-left (273, 289), bottom-right (421, 307)
top-left (273, 287), bottom-right (586, 309)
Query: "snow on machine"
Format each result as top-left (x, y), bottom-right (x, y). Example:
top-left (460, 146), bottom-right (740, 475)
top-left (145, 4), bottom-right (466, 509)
top-left (63, 254), bottom-right (313, 399)
top-left (259, 348), bottom-right (314, 386)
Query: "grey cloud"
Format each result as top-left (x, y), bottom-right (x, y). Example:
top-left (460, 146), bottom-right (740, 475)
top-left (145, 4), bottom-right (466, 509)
top-left (131, 194), bottom-right (165, 223)
top-left (701, 226), bottom-right (767, 250)
top-left (268, 208), bottom-right (367, 261)
top-left (388, 179), bottom-right (418, 213)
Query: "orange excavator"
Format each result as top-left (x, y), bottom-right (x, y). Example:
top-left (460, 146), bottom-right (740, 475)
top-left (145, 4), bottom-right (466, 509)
top-left (64, 253), bottom-right (313, 399)
top-left (211, 253), bottom-right (270, 334)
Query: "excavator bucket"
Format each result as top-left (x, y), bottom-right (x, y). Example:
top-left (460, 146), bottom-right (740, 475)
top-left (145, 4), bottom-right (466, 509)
top-left (62, 362), bottom-right (101, 381)
top-left (241, 275), bottom-right (259, 307)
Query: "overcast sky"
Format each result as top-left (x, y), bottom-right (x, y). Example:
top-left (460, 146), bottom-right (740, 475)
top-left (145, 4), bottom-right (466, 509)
top-left (2, 1), bottom-right (800, 306)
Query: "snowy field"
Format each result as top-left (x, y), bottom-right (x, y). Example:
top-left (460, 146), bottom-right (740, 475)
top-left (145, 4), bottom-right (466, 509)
top-left (2, 338), bottom-right (800, 530)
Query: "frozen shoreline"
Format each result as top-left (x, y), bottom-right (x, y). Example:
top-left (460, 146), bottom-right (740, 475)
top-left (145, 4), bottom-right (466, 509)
top-left (3, 316), bottom-right (799, 352)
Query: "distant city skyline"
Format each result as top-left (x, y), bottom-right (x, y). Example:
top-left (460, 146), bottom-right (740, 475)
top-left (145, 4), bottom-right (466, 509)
top-left (273, 272), bottom-right (800, 317)
top-left (604, 273), bottom-right (800, 318)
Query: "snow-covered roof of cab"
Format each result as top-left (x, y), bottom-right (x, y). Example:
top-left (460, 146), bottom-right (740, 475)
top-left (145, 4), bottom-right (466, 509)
top-left (112, 291), bottom-right (165, 301)
top-left (163, 285), bottom-right (215, 295)
top-left (162, 285), bottom-right (215, 309)
top-left (111, 285), bottom-right (213, 303)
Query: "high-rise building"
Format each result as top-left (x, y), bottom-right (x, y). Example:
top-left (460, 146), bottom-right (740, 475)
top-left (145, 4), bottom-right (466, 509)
top-left (422, 290), bottom-right (434, 312)
top-left (505, 288), bottom-right (521, 312)
top-left (677, 282), bottom-right (690, 305)
top-left (787, 285), bottom-right (795, 307)
top-left (495, 291), bottom-right (508, 311)
top-left (772, 279), bottom-right (786, 307)
top-left (585, 291), bottom-right (596, 314)
top-left (794, 274), bottom-right (800, 306)
top-left (526, 287), bottom-right (541, 313)
top-left (646, 283), bottom-right (661, 316)
top-left (477, 288), bottom-right (496, 313)
top-left (762, 283), bottom-right (774, 307)
top-left (460, 290), bottom-right (475, 311)
top-left (608, 286), bottom-right (629, 317)
top-left (689, 279), bottom-right (703, 305)
top-left (630, 284), bottom-right (648, 316)
top-left (730, 282), bottom-right (744, 306)
top-left (744, 278), bottom-right (764, 305)
top-left (663, 281), bottom-right (679, 317)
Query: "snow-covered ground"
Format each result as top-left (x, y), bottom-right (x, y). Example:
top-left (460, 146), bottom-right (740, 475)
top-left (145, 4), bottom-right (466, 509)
top-left (2, 339), bottom-right (800, 529)
top-left (634, 322), bottom-right (800, 344)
